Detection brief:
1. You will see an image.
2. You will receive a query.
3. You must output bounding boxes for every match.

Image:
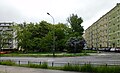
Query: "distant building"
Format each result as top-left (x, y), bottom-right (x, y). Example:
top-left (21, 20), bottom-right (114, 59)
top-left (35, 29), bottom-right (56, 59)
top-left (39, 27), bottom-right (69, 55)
top-left (0, 22), bottom-right (17, 51)
top-left (84, 3), bottom-right (120, 49)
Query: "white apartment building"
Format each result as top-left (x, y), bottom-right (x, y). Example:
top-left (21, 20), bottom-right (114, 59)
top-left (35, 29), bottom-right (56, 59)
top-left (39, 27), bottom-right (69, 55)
top-left (0, 22), bottom-right (17, 51)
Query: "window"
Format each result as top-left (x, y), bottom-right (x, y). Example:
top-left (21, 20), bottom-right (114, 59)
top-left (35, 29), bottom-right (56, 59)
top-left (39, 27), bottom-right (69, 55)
top-left (105, 30), bottom-right (107, 34)
top-left (118, 9), bottom-right (119, 12)
top-left (106, 24), bottom-right (107, 26)
top-left (118, 17), bottom-right (119, 19)
top-left (113, 37), bottom-right (115, 39)
top-left (118, 32), bottom-right (119, 36)
top-left (118, 25), bottom-right (119, 30)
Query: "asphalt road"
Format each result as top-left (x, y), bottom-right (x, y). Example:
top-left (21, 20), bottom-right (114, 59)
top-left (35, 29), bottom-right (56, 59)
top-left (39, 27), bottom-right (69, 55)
top-left (0, 65), bottom-right (82, 73)
top-left (1, 52), bottom-right (120, 66)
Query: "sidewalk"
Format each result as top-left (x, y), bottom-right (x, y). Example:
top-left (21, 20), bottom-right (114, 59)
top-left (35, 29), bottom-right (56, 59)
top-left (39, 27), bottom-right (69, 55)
top-left (0, 65), bottom-right (82, 73)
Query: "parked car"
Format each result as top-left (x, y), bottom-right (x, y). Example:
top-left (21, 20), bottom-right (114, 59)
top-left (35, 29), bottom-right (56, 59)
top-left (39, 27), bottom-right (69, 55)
top-left (109, 48), bottom-right (120, 52)
top-left (92, 48), bottom-right (97, 50)
top-left (105, 48), bottom-right (111, 52)
top-left (115, 48), bottom-right (120, 52)
top-left (98, 48), bottom-right (106, 51)
top-left (0, 51), bottom-right (11, 54)
top-left (110, 48), bottom-right (116, 52)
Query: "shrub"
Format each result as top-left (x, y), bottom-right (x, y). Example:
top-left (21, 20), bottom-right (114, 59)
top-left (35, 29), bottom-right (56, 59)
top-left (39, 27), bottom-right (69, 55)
top-left (28, 64), bottom-right (41, 68)
top-left (63, 64), bottom-right (80, 71)
top-left (94, 66), bottom-right (120, 73)
top-left (41, 62), bottom-right (48, 69)
top-left (113, 66), bottom-right (120, 73)
top-left (28, 62), bottom-right (48, 69)
top-left (80, 64), bottom-right (94, 72)
top-left (0, 60), bottom-right (16, 66)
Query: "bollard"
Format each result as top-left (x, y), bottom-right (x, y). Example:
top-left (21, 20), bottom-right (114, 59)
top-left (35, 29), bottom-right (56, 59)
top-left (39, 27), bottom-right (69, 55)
top-left (68, 62), bottom-right (69, 66)
top-left (19, 60), bottom-right (20, 65)
top-left (105, 64), bottom-right (107, 66)
top-left (39, 61), bottom-right (41, 65)
top-left (52, 62), bottom-right (54, 67)
top-left (28, 61), bottom-right (30, 65)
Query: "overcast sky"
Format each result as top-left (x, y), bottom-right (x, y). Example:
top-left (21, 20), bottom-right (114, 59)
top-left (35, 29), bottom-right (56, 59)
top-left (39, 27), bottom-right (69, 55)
top-left (0, 0), bottom-right (120, 29)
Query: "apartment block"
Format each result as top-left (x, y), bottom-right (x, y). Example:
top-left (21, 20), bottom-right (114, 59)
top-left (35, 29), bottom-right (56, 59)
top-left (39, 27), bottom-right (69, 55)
top-left (85, 3), bottom-right (120, 49)
top-left (0, 22), bottom-right (17, 51)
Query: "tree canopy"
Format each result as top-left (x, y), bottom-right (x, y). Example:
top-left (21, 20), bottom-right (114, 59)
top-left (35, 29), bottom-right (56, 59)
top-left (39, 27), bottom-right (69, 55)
top-left (15, 14), bottom-right (85, 53)
top-left (67, 14), bottom-right (84, 36)
top-left (66, 14), bottom-right (84, 53)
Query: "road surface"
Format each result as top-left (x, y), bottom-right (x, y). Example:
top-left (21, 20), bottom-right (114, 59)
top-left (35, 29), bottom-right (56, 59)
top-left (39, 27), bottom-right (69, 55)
top-left (0, 65), bottom-right (82, 73)
top-left (1, 52), bottom-right (120, 66)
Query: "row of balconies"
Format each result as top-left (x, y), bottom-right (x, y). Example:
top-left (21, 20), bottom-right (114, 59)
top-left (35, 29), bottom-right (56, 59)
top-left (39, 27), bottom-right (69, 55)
top-left (88, 13), bottom-right (119, 32)
top-left (0, 23), bottom-right (17, 49)
top-left (0, 23), bottom-right (13, 26)
top-left (86, 28), bottom-right (120, 39)
top-left (85, 4), bottom-right (120, 48)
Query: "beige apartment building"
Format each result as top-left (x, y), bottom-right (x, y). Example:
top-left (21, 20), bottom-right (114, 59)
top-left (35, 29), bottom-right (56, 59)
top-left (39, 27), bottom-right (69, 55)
top-left (85, 3), bottom-right (120, 49)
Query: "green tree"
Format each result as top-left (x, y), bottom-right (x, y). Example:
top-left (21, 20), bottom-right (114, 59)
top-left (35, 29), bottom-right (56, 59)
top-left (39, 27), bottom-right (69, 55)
top-left (54, 23), bottom-right (68, 52)
top-left (15, 21), bottom-right (52, 52)
top-left (39, 32), bottom-right (53, 52)
top-left (66, 14), bottom-right (84, 53)
top-left (15, 17), bottom-right (84, 53)
top-left (18, 27), bottom-right (32, 51)
top-left (66, 37), bottom-right (84, 53)
top-left (67, 14), bottom-right (84, 36)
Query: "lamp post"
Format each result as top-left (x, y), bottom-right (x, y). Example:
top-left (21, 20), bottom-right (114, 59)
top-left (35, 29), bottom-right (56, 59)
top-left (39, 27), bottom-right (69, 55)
top-left (47, 12), bottom-right (55, 57)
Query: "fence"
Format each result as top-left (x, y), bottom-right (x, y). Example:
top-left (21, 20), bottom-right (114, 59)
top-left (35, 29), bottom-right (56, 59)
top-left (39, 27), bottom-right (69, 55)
top-left (1, 59), bottom-right (120, 67)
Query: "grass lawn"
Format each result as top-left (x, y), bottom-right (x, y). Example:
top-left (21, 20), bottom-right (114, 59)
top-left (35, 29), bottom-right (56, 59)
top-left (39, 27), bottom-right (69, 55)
top-left (0, 60), bottom-right (120, 73)
top-left (0, 50), bottom-right (97, 57)
top-left (0, 52), bottom-right (89, 57)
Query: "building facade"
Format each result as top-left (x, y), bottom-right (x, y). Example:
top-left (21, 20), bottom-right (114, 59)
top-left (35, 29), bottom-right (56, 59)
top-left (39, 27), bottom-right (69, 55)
top-left (0, 22), bottom-right (17, 51)
top-left (85, 3), bottom-right (120, 49)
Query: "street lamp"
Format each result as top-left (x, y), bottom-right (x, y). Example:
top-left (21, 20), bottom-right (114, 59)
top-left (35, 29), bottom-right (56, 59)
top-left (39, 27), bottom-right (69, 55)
top-left (47, 12), bottom-right (55, 57)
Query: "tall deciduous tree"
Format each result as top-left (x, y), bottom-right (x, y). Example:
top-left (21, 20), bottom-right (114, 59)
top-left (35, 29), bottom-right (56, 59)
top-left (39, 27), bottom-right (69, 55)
top-left (67, 14), bottom-right (84, 36)
top-left (66, 14), bottom-right (84, 53)
top-left (15, 21), bottom-right (53, 52)
top-left (54, 23), bottom-right (68, 52)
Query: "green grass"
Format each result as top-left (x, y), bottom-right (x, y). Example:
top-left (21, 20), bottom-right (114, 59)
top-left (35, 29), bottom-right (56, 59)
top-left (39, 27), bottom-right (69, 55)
top-left (82, 50), bottom-right (97, 53)
top-left (63, 64), bottom-right (94, 72)
top-left (1, 49), bottom-right (98, 57)
top-left (93, 66), bottom-right (120, 73)
top-left (63, 64), bottom-right (120, 73)
top-left (28, 62), bottom-right (48, 69)
top-left (80, 64), bottom-right (94, 72)
top-left (0, 60), bottom-right (16, 66)
top-left (0, 53), bottom-right (89, 57)
top-left (63, 64), bottom-right (80, 71)
top-left (1, 60), bottom-right (120, 73)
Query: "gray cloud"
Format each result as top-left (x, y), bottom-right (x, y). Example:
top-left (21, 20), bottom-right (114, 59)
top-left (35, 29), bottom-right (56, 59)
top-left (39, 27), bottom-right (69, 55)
top-left (0, 0), bottom-right (120, 29)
